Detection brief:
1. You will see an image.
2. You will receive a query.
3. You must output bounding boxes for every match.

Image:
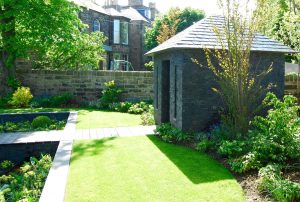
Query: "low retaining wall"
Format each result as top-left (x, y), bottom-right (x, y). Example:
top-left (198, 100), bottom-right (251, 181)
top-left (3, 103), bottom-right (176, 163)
top-left (0, 112), bottom-right (70, 123)
top-left (0, 142), bottom-right (59, 166)
top-left (16, 69), bottom-right (154, 103)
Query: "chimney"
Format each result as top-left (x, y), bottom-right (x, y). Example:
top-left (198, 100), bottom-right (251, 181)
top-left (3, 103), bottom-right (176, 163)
top-left (149, 2), bottom-right (157, 21)
top-left (128, 0), bottom-right (143, 7)
top-left (104, 0), bottom-right (120, 10)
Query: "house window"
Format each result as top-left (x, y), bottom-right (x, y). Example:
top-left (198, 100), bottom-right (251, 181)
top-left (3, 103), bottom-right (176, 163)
top-left (120, 22), bottom-right (129, 45)
top-left (93, 20), bottom-right (100, 32)
top-left (113, 19), bottom-right (120, 44)
top-left (111, 53), bottom-right (129, 71)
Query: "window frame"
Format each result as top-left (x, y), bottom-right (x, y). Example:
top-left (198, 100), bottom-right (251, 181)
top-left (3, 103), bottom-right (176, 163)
top-left (113, 19), bottom-right (120, 44)
top-left (92, 19), bottom-right (101, 32)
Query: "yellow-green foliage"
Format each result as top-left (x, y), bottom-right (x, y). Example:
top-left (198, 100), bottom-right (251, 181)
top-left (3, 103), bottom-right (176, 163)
top-left (9, 87), bottom-right (33, 108)
top-left (202, 0), bottom-right (271, 135)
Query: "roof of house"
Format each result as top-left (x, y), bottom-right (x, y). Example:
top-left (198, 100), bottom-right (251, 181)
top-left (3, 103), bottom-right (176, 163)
top-left (146, 15), bottom-right (296, 55)
top-left (104, 8), bottom-right (128, 18)
top-left (71, 0), bottom-right (108, 15)
top-left (120, 7), bottom-right (149, 22)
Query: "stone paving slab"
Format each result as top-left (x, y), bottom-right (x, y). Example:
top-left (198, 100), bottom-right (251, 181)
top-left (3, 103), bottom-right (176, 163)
top-left (0, 125), bottom-right (156, 144)
top-left (39, 140), bottom-right (73, 202)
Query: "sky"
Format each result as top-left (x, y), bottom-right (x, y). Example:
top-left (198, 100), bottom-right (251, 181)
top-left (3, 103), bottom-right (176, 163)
top-left (96, 0), bottom-right (256, 16)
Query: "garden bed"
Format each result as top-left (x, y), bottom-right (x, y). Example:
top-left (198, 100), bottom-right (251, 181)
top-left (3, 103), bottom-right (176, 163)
top-left (0, 154), bottom-right (53, 201)
top-left (0, 112), bottom-right (69, 133)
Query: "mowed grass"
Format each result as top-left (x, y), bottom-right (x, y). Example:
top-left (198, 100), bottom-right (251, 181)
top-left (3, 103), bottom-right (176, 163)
top-left (0, 108), bottom-right (142, 129)
top-left (65, 136), bottom-right (245, 202)
top-left (76, 110), bottom-right (142, 129)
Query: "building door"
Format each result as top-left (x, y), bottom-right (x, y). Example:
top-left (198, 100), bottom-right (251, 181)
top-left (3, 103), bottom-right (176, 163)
top-left (161, 60), bottom-right (170, 123)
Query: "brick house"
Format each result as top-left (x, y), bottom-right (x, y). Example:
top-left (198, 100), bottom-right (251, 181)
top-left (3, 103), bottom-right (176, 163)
top-left (73, 0), bottom-right (157, 71)
top-left (146, 16), bottom-right (296, 132)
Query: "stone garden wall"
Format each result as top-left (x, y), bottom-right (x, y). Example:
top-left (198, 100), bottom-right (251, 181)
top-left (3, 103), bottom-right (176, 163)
top-left (16, 69), bottom-right (154, 103)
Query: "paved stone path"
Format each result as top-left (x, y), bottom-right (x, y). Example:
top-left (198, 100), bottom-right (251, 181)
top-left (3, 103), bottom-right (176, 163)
top-left (0, 126), bottom-right (156, 144)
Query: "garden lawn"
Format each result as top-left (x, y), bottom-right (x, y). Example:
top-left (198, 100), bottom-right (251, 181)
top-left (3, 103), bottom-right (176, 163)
top-left (65, 136), bottom-right (245, 202)
top-left (0, 108), bottom-right (142, 129)
top-left (76, 110), bottom-right (141, 129)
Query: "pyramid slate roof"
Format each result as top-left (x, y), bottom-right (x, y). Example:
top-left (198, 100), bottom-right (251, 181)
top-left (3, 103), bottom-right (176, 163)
top-left (146, 15), bottom-right (296, 55)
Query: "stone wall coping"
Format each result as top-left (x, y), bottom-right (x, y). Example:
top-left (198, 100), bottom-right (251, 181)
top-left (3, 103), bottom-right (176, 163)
top-left (17, 69), bottom-right (153, 74)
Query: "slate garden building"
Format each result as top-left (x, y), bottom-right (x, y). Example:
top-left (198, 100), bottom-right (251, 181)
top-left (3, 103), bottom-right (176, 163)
top-left (146, 16), bottom-right (296, 132)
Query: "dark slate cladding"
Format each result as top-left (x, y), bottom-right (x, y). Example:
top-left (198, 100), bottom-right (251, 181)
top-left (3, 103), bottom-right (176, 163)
top-left (146, 15), bottom-right (296, 55)
top-left (153, 49), bottom-right (286, 132)
top-left (0, 142), bottom-right (59, 171)
top-left (0, 112), bottom-right (70, 124)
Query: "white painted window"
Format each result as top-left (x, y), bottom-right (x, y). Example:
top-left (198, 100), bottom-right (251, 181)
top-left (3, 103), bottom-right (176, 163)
top-left (93, 20), bottom-right (100, 32)
top-left (120, 22), bottom-right (129, 45)
top-left (113, 19), bottom-right (120, 44)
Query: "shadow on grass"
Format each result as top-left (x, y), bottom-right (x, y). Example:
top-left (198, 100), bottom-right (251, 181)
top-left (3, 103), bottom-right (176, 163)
top-left (71, 137), bottom-right (116, 163)
top-left (147, 135), bottom-right (235, 184)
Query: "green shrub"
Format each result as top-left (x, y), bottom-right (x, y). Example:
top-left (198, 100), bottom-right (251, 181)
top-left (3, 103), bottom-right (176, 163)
top-left (141, 105), bottom-right (155, 125)
top-left (196, 139), bottom-right (213, 152)
top-left (50, 93), bottom-right (73, 107)
top-left (0, 154), bottom-right (52, 201)
top-left (30, 93), bottom-right (74, 108)
top-left (0, 160), bottom-right (14, 170)
top-left (252, 93), bottom-right (300, 162)
top-left (128, 102), bottom-right (150, 114)
top-left (218, 140), bottom-right (247, 158)
top-left (145, 61), bottom-right (154, 71)
top-left (9, 87), bottom-right (33, 108)
top-left (0, 94), bottom-right (12, 108)
top-left (109, 102), bottom-right (133, 113)
top-left (258, 164), bottom-right (300, 202)
top-left (99, 80), bottom-right (123, 109)
top-left (32, 116), bottom-right (52, 129)
top-left (155, 123), bottom-right (191, 143)
top-left (7, 76), bottom-right (21, 91)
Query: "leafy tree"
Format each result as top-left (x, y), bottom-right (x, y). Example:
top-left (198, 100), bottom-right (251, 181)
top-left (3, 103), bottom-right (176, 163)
top-left (202, 0), bottom-right (271, 135)
top-left (0, 0), bottom-right (106, 91)
top-left (145, 7), bottom-right (205, 50)
top-left (255, 0), bottom-right (300, 64)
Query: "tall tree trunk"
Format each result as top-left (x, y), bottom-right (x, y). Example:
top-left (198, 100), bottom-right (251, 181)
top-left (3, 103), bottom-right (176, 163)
top-left (0, 1), bottom-right (17, 94)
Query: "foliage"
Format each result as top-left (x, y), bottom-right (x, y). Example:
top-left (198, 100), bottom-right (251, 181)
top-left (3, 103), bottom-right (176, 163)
top-left (0, 94), bottom-right (11, 108)
top-left (0, 154), bottom-right (52, 202)
top-left (228, 93), bottom-right (300, 173)
top-left (144, 61), bottom-right (154, 71)
top-left (31, 115), bottom-right (52, 129)
top-left (0, 118), bottom-right (66, 133)
top-left (141, 105), bottom-right (155, 125)
top-left (99, 80), bottom-right (123, 109)
top-left (0, 160), bottom-right (14, 171)
top-left (196, 139), bottom-right (213, 153)
top-left (0, 0), bottom-right (106, 72)
top-left (9, 87), bottom-right (33, 108)
top-left (248, 93), bottom-right (300, 164)
top-left (6, 76), bottom-right (21, 91)
top-left (30, 93), bottom-right (74, 108)
top-left (156, 8), bottom-right (180, 44)
top-left (145, 7), bottom-right (205, 50)
top-left (258, 164), bottom-right (300, 202)
top-left (218, 140), bottom-right (247, 158)
top-left (34, 32), bottom-right (107, 69)
top-left (155, 123), bottom-right (191, 143)
top-left (128, 102), bottom-right (150, 114)
top-left (202, 0), bottom-right (271, 135)
top-left (109, 102), bottom-right (133, 113)
top-left (255, 0), bottom-right (300, 63)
